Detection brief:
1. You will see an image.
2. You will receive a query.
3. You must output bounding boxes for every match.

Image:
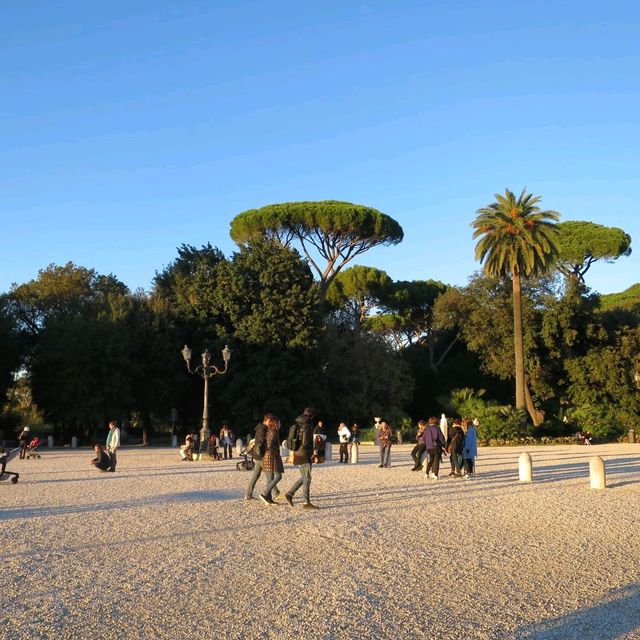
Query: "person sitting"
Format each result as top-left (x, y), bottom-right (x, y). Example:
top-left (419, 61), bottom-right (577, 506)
top-left (179, 434), bottom-right (195, 461)
top-left (89, 444), bottom-right (112, 471)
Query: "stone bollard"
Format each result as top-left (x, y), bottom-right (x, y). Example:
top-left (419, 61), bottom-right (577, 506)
top-left (48, 435), bottom-right (54, 448)
top-left (350, 442), bottom-right (359, 464)
top-left (235, 439), bottom-right (243, 456)
top-left (519, 452), bottom-right (532, 482)
top-left (171, 435), bottom-right (178, 447)
top-left (71, 436), bottom-right (78, 448)
top-left (281, 442), bottom-right (289, 459)
top-left (589, 456), bottom-right (607, 490)
top-left (629, 429), bottom-right (636, 444)
top-left (324, 441), bottom-right (332, 461)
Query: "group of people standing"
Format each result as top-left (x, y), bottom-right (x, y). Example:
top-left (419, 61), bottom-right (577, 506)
top-left (410, 416), bottom-right (478, 479)
top-left (89, 421), bottom-right (120, 472)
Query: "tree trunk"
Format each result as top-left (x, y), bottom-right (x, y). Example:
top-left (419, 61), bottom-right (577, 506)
top-left (524, 374), bottom-right (545, 426)
top-left (512, 271), bottom-right (526, 411)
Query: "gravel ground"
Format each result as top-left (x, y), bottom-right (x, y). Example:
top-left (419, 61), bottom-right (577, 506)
top-left (1, 443), bottom-right (639, 640)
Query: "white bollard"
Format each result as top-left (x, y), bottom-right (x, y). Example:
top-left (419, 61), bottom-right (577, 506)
top-left (48, 435), bottom-right (54, 448)
top-left (324, 441), bottom-right (332, 461)
top-left (281, 442), bottom-right (289, 459)
top-left (589, 456), bottom-right (607, 490)
top-left (350, 443), bottom-right (359, 464)
top-left (171, 435), bottom-right (178, 447)
top-left (71, 436), bottom-right (78, 448)
top-left (235, 439), bottom-right (243, 455)
top-left (519, 452), bottom-right (532, 482)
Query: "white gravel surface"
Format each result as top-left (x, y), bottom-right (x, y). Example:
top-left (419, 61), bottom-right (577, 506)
top-left (1, 443), bottom-right (639, 640)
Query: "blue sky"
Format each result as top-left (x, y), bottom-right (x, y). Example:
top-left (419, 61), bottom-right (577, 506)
top-left (1, 1), bottom-right (638, 295)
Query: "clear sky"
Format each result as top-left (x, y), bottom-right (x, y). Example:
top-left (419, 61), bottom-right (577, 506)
top-left (1, 1), bottom-right (638, 295)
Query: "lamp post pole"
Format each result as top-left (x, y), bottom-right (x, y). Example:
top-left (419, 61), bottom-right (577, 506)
top-left (181, 345), bottom-right (231, 451)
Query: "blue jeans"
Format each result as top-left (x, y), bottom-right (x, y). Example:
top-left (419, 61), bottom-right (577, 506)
top-left (264, 471), bottom-right (282, 497)
top-left (246, 459), bottom-right (263, 498)
top-left (379, 443), bottom-right (391, 467)
top-left (287, 463), bottom-right (312, 503)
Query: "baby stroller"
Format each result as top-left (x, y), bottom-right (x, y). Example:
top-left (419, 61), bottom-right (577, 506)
top-left (236, 440), bottom-right (255, 471)
top-left (26, 437), bottom-right (42, 459)
top-left (0, 447), bottom-right (20, 484)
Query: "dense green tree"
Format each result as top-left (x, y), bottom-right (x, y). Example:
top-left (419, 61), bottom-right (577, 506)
top-left (556, 221), bottom-right (631, 285)
top-left (599, 283), bottom-right (640, 312)
top-left (326, 265), bottom-right (391, 329)
top-left (0, 299), bottom-right (20, 425)
top-left (229, 201), bottom-right (404, 294)
top-left (472, 188), bottom-right (560, 422)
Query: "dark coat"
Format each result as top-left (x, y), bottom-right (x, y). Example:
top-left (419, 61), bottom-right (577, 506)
top-left (253, 422), bottom-right (267, 461)
top-left (292, 414), bottom-right (314, 466)
top-left (448, 425), bottom-right (465, 454)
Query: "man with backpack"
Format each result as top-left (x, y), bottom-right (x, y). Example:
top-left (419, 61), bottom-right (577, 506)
top-left (283, 407), bottom-right (319, 510)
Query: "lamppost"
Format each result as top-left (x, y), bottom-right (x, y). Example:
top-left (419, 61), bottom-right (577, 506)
top-left (181, 344), bottom-right (231, 451)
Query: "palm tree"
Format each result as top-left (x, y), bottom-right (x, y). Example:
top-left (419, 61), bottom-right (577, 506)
top-left (472, 188), bottom-right (560, 419)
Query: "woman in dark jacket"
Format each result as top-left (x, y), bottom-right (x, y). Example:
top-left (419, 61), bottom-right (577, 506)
top-left (447, 419), bottom-right (465, 477)
top-left (260, 415), bottom-right (284, 505)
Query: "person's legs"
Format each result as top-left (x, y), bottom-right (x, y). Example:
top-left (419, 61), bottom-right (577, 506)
top-left (431, 449), bottom-right (441, 477)
top-left (384, 444), bottom-right (392, 467)
top-left (109, 450), bottom-right (117, 472)
top-left (288, 468), bottom-right (303, 498)
top-left (245, 459), bottom-right (263, 498)
top-left (263, 471), bottom-right (282, 497)
top-left (300, 463), bottom-right (312, 503)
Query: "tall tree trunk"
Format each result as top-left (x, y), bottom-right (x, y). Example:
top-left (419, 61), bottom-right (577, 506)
top-left (524, 374), bottom-right (545, 426)
top-left (512, 271), bottom-right (526, 411)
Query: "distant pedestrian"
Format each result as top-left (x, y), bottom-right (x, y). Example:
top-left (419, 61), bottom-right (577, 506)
top-left (312, 420), bottom-right (327, 463)
top-left (284, 407), bottom-right (319, 510)
top-left (410, 420), bottom-right (427, 471)
top-left (245, 417), bottom-right (268, 500)
top-left (18, 426), bottom-right (31, 459)
top-left (220, 422), bottom-right (234, 459)
top-left (422, 417), bottom-right (446, 480)
top-left (447, 419), bottom-right (464, 477)
top-left (179, 434), bottom-right (195, 461)
top-left (378, 420), bottom-right (392, 468)
top-left (337, 422), bottom-right (351, 463)
top-left (106, 421), bottom-right (120, 472)
top-left (462, 419), bottom-right (479, 478)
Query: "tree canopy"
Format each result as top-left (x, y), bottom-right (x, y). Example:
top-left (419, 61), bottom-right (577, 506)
top-left (229, 200), bottom-right (404, 293)
top-left (556, 220), bottom-right (631, 284)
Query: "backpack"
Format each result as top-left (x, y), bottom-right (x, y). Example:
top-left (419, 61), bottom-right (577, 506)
top-left (287, 424), bottom-right (302, 452)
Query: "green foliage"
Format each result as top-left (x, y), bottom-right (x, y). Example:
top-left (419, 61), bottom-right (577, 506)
top-left (326, 265), bottom-right (391, 327)
top-left (599, 283), bottom-right (640, 312)
top-left (557, 220), bottom-right (632, 284)
top-left (230, 201), bottom-right (403, 292)
top-left (215, 241), bottom-right (321, 349)
top-left (439, 387), bottom-right (526, 441)
top-left (0, 299), bottom-right (20, 422)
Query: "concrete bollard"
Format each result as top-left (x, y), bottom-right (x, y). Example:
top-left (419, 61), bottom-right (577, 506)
top-left (71, 436), bottom-right (78, 448)
top-left (629, 429), bottom-right (636, 444)
top-left (324, 441), bottom-right (332, 461)
top-left (48, 435), bottom-right (54, 449)
top-left (171, 435), bottom-right (178, 447)
top-left (589, 456), bottom-right (607, 490)
top-left (350, 443), bottom-right (359, 464)
top-left (235, 439), bottom-right (243, 455)
top-left (519, 452), bottom-right (532, 482)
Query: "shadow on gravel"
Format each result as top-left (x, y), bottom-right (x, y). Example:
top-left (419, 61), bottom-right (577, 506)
top-left (0, 489), bottom-right (237, 523)
top-left (516, 583), bottom-right (640, 640)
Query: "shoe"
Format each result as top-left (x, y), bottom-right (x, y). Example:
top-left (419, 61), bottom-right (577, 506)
top-left (284, 494), bottom-right (294, 507)
top-left (244, 495), bottom-right (255, 501)
top-left (454, 472), bottom-right (463, 478)
top-left (449, 471), bottom-right (456, 477)
top-left (259, 493), bottom-right (275, 505)
top-left (302, 502), bottom-right (319, 510)
top-left (432, 475), bottom-right (439, 480)
top-left (109, 469), bottom-right (115, 472)
top-left (378, 464), bottom-right (384, 468)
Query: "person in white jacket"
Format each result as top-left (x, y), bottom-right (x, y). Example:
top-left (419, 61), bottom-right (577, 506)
top-left (337, 423), bottom-right (351, 463)
top-left (106, 420), bottom-right (120, 472)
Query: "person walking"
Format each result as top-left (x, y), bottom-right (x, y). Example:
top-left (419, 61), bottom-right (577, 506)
top-left (18, 426), bottom-right (31, 459)
top-left (106, 421), bottom-right (120, 472)
top-left (378, 420), bottom-right (392, 468)
top-left (260, 415), bottom-right (284, 505)
top-left (462, 419), bottom-right (479, 478)
top-left (410, 420), bottom-right (427, 471)
top-left (337, 422), bottom-right (351, 463)
top-left (284, 407), bottom-right (318, 510)
top-left (245, 417), bottom-right (268, 500)
top-left (423, 417), bottom-right (446, 480)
